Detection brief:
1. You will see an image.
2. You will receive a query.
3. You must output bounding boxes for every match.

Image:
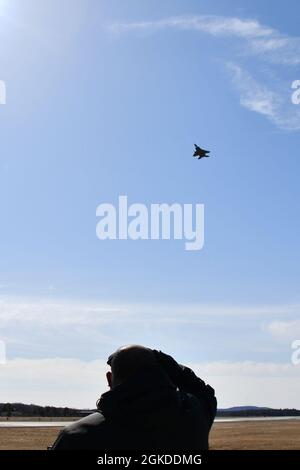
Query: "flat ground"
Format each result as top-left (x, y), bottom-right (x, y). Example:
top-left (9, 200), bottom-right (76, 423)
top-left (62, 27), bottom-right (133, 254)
top-left (210, 420), bottom-right (300, 450)
top-left (0, 421), bottom-right (300, 450)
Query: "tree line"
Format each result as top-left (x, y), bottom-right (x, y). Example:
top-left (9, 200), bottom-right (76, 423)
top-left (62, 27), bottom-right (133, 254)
top-left (0, 402), bottom-right (87, 418)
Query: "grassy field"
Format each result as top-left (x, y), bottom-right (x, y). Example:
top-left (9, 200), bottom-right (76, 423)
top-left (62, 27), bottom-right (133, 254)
top-left (0, 421), bottom-right (300, 450)
top-left (210, 420), bottom-right (300, 450)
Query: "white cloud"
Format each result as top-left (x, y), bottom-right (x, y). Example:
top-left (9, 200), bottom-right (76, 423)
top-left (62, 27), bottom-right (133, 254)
top-left (110, 14), bottom-right (300, 65)
top-left (193, 362), bottom-right (300, 408)
top-left (0, 296), bottom-right (127, 327)
top-left (110, 15), bottom-right (273, 40)
top-left (226, 63), bottom-right (300, 130)
top-left (0, 296), bottom-right (298, 373)
top-left (1, 358), bottom-right (299, 409)
top-left (227, 62), bottom-right (281, 118)
top-left (266, 319), bottom-right (300, 340)
top-left (110, 14), bottom-right (300, 130)
top-left (0, 358), bottom-right (108, 408)
top-left (192, 360), bottom-right (299, 377)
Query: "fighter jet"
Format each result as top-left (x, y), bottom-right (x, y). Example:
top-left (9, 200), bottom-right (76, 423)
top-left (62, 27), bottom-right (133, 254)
top-left (193, 144), bottom-right (210, 160)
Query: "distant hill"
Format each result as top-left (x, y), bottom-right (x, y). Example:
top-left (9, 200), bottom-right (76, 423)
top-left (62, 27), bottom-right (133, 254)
top-left (218, 406), bottom-right (270, 412)
top-left (217, 406), bottom-right (300, 417)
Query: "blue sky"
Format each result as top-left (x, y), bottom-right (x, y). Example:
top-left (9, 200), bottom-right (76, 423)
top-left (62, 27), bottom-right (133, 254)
top-left (0, 0), bottom-right (300, 408)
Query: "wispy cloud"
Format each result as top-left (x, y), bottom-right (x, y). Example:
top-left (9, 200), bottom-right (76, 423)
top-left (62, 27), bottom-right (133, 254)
top-left (266, 319), bottom-right (300, 339)
top-left (0, 296), bottom-right (299, 327)
top-left (0, 358), bottom-right (108, 408)
top-left (110, 15), bottom-right (274, 40)
top-left (110, 15), bottom-right (300, 65)
top-left (0, 296), bottom-right (298, 364)
top-left (110, 15), bottom-right (300, 130)
top-left (226, 63), bottom-right (300, 130)
top-left (193, 360), bottom-right (300, 377)
top-left (227, 62), bottom-right (282, 117)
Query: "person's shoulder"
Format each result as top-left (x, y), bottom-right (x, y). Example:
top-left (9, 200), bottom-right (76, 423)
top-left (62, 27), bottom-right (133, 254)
top-left (51, 412), bottom-right (106, 449)
top-left (178, 390), bottom-right (202, 406)
top-left (63, 411), bottom-right (106, 435)
top-left (177, 389), bottom-right (214, 414)
top-left (178, 389), bottom-right (217, 426)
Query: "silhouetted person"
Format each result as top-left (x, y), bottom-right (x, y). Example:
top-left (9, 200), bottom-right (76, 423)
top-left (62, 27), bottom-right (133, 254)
top-left (193, 144), bottom-right (210, 159)
top-left (51, 345), bottom-right (217, 450)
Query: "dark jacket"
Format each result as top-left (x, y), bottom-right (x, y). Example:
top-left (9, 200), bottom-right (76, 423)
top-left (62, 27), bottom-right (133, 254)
top-left (52, 365), bottom-right (217, 450)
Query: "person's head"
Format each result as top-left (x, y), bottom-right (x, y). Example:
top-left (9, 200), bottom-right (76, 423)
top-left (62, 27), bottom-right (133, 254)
top-left (106, 344), bottom-right (158, 389)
